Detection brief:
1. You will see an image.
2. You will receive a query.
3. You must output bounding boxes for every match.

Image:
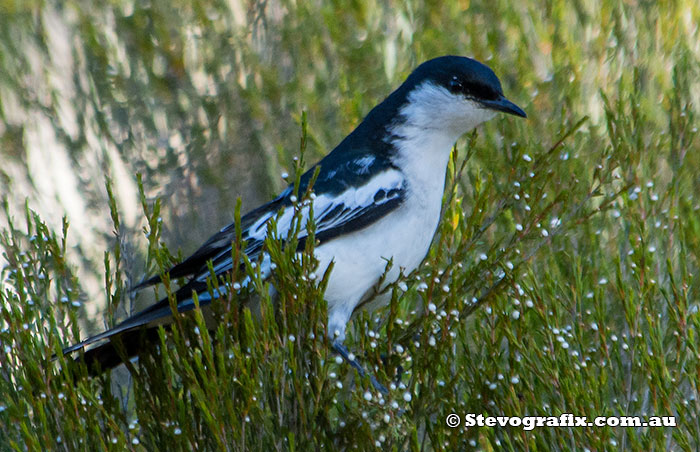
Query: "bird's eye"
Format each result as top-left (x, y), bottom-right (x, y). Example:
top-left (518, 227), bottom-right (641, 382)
top-left (448, 77), bottom-right (463, 93)
top-left (468, 83), bottom-right (499, 101)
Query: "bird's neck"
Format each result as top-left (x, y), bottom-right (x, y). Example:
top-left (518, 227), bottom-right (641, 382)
top-left (388, 124), bottom-right (459, 199)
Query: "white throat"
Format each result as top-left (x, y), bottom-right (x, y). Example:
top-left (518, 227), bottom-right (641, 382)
top-left (394, 81), bottom-right (497, 138)
top-left (388, 81), bottom-right (495, 197)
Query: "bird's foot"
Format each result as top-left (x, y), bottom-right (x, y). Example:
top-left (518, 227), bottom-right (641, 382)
top-left (332, 341), bottom-right (388, 394)
top-left (379, 352), bottom-right (404, 387)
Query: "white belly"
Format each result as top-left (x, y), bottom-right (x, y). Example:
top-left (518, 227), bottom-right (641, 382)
top-left (315, 126), bottom-right (457, 339)
top-left (315, 179), bottom-right (445, 340)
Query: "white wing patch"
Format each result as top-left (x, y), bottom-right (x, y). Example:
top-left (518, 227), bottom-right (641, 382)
top-left (353, 155), bottom-right (375, 174)
top-left (196, 168), bottom-right (405, 283)
top-left (275, 168), bottom-right (403, 238)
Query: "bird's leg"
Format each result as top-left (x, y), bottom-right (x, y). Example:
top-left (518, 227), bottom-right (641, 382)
top-left (379, 352), bottom-right (404, 387)
top-left (332, 340), bottom-right (388, 394)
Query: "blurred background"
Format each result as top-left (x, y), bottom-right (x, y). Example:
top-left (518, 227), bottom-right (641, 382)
top-left (1, 0), bottom-right (699, 449)
top-left (2, 0), bottom-right (538, 317)
top-left (2, 0), bottom-right (696, 316)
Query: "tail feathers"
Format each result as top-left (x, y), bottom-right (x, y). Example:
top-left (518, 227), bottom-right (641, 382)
top-left (73, 327), bottom-right (161, 375)
top-left (61, 303), bottom-right (176, 375)
top-left (63, 322), bottom-right (139, 355)
top-left (62, 304), bottom-right (173, 356)
top-left (62, 294), bottom-right (183, 360)
top-left (61, 287), bottom-right (218, 375)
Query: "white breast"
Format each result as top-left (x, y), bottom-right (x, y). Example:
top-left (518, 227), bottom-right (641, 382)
top-left (317, 128), bottom-right (456, 340)
top-left (316, 81), bottom-right (499, 339)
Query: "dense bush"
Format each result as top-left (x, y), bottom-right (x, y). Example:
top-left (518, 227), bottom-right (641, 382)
top-left (1, 0), bottom-right (698, 450)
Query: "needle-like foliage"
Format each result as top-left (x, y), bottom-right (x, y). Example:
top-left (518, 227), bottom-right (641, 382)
top-left (1, 1), bottom-right (699, 450)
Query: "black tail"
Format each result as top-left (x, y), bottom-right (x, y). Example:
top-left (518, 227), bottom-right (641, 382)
top-left (72, 327), bottom-right (162, 376)
top-left (63, 282), bottom-right (216, 375)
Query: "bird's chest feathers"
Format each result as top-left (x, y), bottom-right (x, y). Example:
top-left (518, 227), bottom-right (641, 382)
top-left (394, 129), bottom-right (454, 215)
top-left (384, 131), bottom-right (455, 266)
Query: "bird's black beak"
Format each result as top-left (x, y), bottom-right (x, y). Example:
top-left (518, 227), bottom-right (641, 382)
top-left (481, 96), bottom-right (527, 118)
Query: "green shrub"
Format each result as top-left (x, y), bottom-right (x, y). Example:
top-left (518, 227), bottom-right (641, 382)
top-left (1, 0), bottom-right (699, 450)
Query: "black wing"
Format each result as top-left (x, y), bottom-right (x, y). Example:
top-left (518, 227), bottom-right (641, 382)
top-left (137, 152), bottom-right (405, 289)
top-left (63, 158), bottom-right (406, 356)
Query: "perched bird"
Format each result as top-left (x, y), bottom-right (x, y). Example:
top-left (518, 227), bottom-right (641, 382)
top-left (63, 55), bottom-right (526, 389)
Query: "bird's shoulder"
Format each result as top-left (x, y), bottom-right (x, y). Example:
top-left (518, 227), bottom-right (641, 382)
top-left (304, 141), bottom-right (400, 192)
top-left (135, 143), bottom-right (407, 289)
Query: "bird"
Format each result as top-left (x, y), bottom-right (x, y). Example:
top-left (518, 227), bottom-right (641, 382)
top-left (62, 55), bottom-right (526, 390)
